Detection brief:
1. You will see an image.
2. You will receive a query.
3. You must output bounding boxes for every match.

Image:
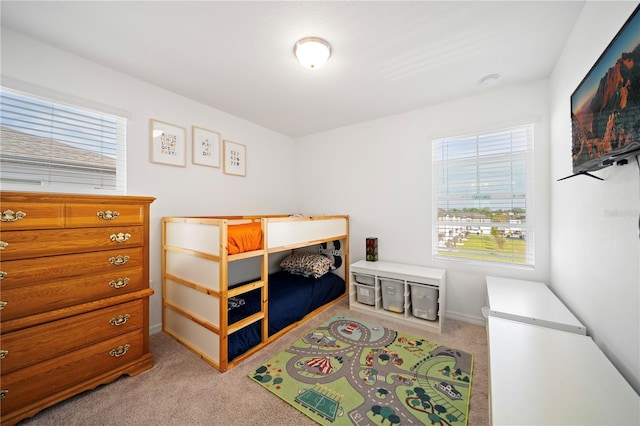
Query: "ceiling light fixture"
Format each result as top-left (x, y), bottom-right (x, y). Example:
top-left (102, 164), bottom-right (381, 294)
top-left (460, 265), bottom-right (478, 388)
top-left (480, 74), bottom-right (501, 86)
top-left (294, 37), bottom-right (331, 69)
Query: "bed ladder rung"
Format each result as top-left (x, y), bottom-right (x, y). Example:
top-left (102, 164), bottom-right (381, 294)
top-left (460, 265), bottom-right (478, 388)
top-left (228, 311), bottom-right (264, 335)
top-left (228, 280), bottom-right (265, 297)
top-left (228, 249), bottom-right (265, 261)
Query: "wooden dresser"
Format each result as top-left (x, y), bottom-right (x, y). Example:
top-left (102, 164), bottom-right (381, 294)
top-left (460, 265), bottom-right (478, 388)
top-left (0, 192), bottom-right (155, 425)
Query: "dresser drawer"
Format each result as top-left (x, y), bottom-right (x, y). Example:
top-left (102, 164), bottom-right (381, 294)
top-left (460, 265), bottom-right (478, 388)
top-left (66, 203), bottom-right (145, 227)
top-left (0, 226), bottom-right (144, 260)
top-left (0, 202), bottom-right (65, 230)
top-left (1, 300), bottom-right (144, 374)
top-left (0, 267), bottom-right (144, 322)
top-left (0, 330), bottom-right (144, 416)
top-left (0, 247), bottom-right (144, 289)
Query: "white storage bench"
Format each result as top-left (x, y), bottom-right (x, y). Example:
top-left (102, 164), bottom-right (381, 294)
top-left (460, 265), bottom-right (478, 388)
top-left (485, 276), bottom-right (639, 425)
top-left (488, 316), bottom-right (639, 425)
top-left (485, 275), bottom-right (586, 334)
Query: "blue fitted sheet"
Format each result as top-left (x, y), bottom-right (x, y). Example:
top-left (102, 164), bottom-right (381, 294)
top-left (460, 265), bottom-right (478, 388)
top-left (227, 270), bottom-right (345, 361)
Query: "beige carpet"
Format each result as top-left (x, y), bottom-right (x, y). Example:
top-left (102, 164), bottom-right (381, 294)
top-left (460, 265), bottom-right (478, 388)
top-left (18, 298), bottom-right (489, 425)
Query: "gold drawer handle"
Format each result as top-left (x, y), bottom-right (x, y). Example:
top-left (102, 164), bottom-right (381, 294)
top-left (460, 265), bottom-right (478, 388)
top-left (0, 350), bottom-right (8, 359)
top-left (109, 277), bottom-right (130, 289)
top-left (0, 241), bottom-right (7, 250)
top-left (0, 390), bottom-right (8, 399)
top-left (1, 210), bottom-right (26, 222)
top-left (97, 210), bottom-right (120, 221)
top-left (108, 255), bottom-right (130, 266)
top-left (110, 232), bottom-right (131, 243)
top-left (109, 344), bottom-right (130, 358)
top-left (109, 314), bottom-right (131, 326)
top-left (0, 301), bottom-right (6, 310)
top-left (0, 271), bottom-right (6, 280)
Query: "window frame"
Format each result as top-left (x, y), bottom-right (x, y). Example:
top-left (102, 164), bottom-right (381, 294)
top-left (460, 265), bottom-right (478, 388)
top-left (432, 123), bottom-right (535, 268)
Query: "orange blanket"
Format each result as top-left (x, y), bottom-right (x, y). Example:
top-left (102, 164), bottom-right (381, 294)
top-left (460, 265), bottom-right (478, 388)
top-left (228, 222), bottom-right (263, 254)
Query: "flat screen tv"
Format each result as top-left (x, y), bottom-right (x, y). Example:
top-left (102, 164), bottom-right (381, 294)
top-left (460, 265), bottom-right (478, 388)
top-left (571, 5), bottom-right (640, 174)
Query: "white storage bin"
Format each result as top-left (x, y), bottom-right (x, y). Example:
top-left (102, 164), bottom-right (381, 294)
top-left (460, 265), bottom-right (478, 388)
top-left (355, 283), bottom-right (375, 306)
top-left (380, 278), bottom-right (404, 313)
top-left (354, 273), bottom-right (375, 286)
top-left (409, 282), bottom-right (438, 320)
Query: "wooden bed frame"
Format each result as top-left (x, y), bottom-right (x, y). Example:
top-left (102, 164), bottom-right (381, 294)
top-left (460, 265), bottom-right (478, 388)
top-left (161, 215), bottom-right (349, 371)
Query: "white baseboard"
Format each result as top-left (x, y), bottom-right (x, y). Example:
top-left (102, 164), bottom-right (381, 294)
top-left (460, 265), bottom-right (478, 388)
top-left (150, 323), bottom-right (163, 335)
top-left (148, 315), bottom-right (485, 336)
top-left (446, 310), bottom-right (486, 327)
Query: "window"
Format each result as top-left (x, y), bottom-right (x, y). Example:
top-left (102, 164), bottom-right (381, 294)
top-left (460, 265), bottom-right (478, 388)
top-left (0, 87), bottom-right (126, 194)
top-left (433, 124), bottom-right (534, 266)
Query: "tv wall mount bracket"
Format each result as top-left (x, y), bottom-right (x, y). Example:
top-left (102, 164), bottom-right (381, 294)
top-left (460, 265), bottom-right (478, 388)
top-left (557, 171), bottom-right (604, 181)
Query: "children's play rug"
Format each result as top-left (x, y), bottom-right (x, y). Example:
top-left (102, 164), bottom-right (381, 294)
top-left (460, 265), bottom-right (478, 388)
top-left (249, 314), bottom-right (473, 425)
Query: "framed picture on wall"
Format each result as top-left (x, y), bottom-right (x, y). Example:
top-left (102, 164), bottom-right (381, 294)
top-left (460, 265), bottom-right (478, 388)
top-left (150, 119), bottom-right (186, 167)
top-left (223, 139), bottom-right (246, 176)
top-left (192, 126), bottom-right (221, 167)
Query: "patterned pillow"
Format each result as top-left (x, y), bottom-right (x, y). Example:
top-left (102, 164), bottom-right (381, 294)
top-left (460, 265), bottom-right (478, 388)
top-left (280, 253), bottom-right (333, 278)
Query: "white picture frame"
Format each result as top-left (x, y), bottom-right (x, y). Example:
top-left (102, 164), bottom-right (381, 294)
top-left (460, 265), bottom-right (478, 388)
top-left (223, 139), bottom-right (246, 177)
top-left (192, 126), bottom-right (221, 168)
top-left (150, 119), bottom-right (186, 167)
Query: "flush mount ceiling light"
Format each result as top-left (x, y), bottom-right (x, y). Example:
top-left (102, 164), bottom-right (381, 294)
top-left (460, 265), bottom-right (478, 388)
top-left (294, 37), bottom-right (331, 69)
top-left (480, 74), bottom-right (501, 86)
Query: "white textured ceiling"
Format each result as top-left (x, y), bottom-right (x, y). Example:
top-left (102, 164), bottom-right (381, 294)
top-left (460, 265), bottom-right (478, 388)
top-left (1, 1), bottom-right (585, 137)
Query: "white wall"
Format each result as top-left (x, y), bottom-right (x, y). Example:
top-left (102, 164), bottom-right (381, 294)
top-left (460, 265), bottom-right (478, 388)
top-left (550, 2), bottom-right (640, 393)
top-left (1, 29), bottom-right (297, 333)
top-left (294, 80), bottom-right (551, 325)
top-left (4, 4), bottom-right (638, 393)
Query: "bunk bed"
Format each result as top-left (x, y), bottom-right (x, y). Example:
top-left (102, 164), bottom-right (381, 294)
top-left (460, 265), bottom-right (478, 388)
top-left (162, 215), bottom-right (349, 371)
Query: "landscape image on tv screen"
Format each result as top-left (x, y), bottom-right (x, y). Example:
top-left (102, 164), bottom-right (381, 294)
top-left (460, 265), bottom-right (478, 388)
top-left (571, 6), bottom-right (640, 173)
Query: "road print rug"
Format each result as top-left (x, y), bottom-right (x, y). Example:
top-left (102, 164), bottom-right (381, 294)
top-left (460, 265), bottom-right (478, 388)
top-left (248, 314), bottom-right (473, 425)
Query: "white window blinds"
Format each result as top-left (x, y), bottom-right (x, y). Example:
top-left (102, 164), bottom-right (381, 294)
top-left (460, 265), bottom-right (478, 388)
top-left (0, 87), bottom-right (126, 194)
top-left (433, 124), bottom-right (534, 266)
